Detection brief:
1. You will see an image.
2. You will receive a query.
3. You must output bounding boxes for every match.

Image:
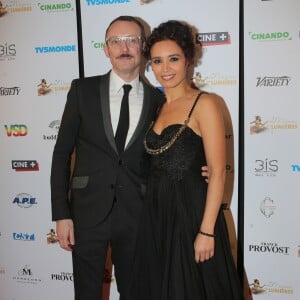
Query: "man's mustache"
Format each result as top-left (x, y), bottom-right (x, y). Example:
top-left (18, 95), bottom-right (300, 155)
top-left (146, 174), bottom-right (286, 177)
top-left (118, 54), bottom-right (133, 58)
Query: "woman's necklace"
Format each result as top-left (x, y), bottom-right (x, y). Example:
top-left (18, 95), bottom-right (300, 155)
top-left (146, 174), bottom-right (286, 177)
top-left (144, 117), bottom-right (190, 155)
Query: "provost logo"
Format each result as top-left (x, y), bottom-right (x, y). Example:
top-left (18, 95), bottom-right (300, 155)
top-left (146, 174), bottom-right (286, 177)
top-left (249, 242), bottom-right (290, 255)
top-left (196, 32), bottom-right (231, 46)
top-left (249, 31), bottom-right (291, 42)
top-left (38, 2), bottom-right (74, 12)
top-left (86, 0), bottom-right (130, 5)
top-left (51, 272), bottom-right (73, 281)
top-left (12, 160), bottom-right (39, 172)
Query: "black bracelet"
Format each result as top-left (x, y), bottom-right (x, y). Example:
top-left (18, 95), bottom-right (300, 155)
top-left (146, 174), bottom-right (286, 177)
top-left (199, 230), bottom-right (216, 238)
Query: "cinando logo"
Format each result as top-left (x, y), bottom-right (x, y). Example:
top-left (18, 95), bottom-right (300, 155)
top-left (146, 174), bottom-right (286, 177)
top-left (38, 3), bottom-right (74, 12)
top-left (92, 40), bottom-right (105, 50)
top-left (86, 0), bottom-right (130, 5)
top-left (249, 31), bottom-right (291, 41)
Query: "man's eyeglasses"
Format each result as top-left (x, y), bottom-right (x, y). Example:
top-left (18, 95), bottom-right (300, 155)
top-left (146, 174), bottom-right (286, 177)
top-left (106, 36), bottom-right (142, 49)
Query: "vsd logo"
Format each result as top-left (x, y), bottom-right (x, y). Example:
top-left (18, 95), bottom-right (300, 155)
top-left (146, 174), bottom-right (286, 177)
top-left (5, 124), bottom-right (28, 137)
top-left (12, 160), bottom-right (39, 172)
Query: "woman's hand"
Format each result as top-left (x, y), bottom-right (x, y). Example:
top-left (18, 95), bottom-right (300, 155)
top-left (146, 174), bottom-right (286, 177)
top-left (194, 232), bottom-right (215, 263)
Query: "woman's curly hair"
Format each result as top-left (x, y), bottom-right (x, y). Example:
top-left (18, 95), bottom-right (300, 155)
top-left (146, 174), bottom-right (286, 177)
top-left (144, 20), bottom-right (196, 64)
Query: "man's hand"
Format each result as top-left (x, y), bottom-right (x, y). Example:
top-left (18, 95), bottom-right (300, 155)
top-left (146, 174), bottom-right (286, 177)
top-left (201, 165), bottom-right (209, 183)
top-left (56, 219), bottom-right (75, 251)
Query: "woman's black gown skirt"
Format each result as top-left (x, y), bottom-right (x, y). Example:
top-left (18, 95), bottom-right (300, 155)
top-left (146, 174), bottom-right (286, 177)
top-left (126, 123), bottom-right (243, 300)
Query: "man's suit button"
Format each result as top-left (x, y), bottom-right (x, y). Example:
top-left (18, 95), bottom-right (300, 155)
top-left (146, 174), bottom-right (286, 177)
top-left (118, 159), bottom-right (123, 166)
top-left (110, 184), bottom-right (115, 189)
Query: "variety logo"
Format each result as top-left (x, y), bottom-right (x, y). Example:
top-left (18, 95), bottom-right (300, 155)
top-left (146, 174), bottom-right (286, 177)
top-left (34, 45), bottom-right (76, 54)
top-left (249, 31), bottom-right (291, 42)
top-left (256, 76), bottom-right (291, 87)
top-left (86, 0), bottom-right (130, 5)
top-left (51, 272), bottom-right (73, 281)
top-left (196, 32), bottom-right (231, 46)
top-left (254, 158), bottom-right (278, 177)
top-left (13, 232), bottom-right (35, 241)
top-left (13, 265), bottom-right (42, 284)
top-left (249, 242), bottom-right (290, 255)
top-left (193, 72), bottom-right (236, 88)
top-left (0, 43), bottom-right (16, 61)
top-left (291, 164), bottom-right (300, 172)
top-left (38, 2), bottom-right (74, 12)
top-left (12, 160), bottom-right (39, 172)
top-left (13, 193), bottom-right (37, 208)
top-left (0, 86), bottom-right (21, 96)
top-left (260, 196), bottom-right (276, 218)
top-left (4, 124), bottom-right (28, 137)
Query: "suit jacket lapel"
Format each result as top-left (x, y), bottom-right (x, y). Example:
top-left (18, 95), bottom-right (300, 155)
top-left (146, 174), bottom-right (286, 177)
top-left (99, 73), bottom-right (118, 153)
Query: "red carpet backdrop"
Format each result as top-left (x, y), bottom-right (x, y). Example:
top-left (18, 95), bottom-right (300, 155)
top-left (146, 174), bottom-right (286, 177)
top-left (0, 0), bottom-right (298, 299)
top-left (244, 1), bottom-right (300, 299)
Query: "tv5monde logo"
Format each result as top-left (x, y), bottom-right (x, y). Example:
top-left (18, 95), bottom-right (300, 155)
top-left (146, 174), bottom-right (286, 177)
top-left (4, 124), bottom-right (28, 137)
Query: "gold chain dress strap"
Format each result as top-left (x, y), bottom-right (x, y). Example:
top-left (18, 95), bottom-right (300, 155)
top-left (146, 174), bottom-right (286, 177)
top-left (144, 92), bottom-right (207, 155)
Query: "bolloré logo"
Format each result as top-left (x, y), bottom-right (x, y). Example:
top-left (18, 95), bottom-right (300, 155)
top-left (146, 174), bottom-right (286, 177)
top-left (12, 160), bottom-right (39, 172)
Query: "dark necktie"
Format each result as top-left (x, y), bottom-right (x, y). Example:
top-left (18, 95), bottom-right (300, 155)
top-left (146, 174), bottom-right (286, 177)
top-left (115, 84), bottom-right (132, 153)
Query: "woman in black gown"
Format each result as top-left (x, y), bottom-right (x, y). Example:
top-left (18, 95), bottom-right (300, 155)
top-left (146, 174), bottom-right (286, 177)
top-left (127, 20), bottom-right (243, 300)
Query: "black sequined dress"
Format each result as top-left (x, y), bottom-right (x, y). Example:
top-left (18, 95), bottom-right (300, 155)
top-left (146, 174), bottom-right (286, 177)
top-left (126, 92), bottom-right (243, 300)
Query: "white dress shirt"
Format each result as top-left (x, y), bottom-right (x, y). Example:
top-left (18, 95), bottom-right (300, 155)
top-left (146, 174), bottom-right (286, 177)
top-left (109, 70), bottom-right (144, 147)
